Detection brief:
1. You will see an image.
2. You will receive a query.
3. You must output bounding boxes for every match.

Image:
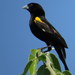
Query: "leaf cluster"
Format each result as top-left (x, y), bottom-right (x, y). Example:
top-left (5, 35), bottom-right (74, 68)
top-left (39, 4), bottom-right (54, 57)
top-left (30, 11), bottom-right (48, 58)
top-left (22, 49), bottom-right (72, 75)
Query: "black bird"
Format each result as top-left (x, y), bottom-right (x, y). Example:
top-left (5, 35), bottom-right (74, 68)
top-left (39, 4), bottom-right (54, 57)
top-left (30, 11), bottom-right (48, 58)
top-left (23, 3), bottom-right (69, 70)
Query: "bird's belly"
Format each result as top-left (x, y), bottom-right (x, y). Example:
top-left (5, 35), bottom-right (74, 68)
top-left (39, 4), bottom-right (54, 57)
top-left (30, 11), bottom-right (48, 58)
top-left (30, 25), bottom-right (52, 42)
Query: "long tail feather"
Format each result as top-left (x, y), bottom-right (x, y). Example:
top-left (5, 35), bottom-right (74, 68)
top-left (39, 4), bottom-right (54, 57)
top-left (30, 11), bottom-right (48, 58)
top-left (61, 47), bottom-right (66, 59)
top-left (55, 46), bottom-right (69, 70)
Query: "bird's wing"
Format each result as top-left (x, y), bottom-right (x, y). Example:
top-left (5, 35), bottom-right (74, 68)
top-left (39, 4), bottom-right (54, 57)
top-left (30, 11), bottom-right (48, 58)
top-left (34, 17), bottom-right (54, 34)
top-left (35, 21), bottom-right (53, 33)
top-left (34, 17), bottom-right (68, 48)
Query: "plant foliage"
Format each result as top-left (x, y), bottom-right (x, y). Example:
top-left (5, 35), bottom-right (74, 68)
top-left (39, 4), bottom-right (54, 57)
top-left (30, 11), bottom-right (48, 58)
top-left (22, 49), bottom-right (72, 75)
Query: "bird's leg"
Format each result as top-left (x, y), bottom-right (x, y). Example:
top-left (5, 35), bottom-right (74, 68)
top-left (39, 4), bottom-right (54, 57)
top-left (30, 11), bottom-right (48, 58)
top-left (37, 45), bottom-right (51, 52)
top-left (43, 45), bottom-right (52, 52)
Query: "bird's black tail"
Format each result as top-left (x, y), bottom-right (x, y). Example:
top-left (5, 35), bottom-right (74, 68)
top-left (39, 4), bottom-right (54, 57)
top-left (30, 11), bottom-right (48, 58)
top-left (55, 47), bottom-right (69, 70)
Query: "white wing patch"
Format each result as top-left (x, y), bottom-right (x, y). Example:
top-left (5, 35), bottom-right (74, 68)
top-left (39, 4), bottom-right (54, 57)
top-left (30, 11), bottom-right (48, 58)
top-left (42, 29), bottom-right (46, 32)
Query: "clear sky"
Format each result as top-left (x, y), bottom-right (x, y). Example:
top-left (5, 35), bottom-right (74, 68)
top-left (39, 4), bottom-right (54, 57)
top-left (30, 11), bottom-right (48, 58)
top-left (0, 0), bottom-right (75, 75)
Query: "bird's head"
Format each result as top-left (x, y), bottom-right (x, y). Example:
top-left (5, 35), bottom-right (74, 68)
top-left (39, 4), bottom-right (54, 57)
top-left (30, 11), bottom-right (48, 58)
top-left (23, 3), bottom-right (45, 16)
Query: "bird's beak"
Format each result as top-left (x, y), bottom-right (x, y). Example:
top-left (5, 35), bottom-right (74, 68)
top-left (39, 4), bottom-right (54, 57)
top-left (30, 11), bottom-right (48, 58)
top-left (22, 5), bottom-right (29, 9)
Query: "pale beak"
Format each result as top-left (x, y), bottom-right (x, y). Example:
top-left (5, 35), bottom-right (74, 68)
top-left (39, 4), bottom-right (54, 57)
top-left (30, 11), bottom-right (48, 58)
top-left (22, 5), bottom-right (29, 9)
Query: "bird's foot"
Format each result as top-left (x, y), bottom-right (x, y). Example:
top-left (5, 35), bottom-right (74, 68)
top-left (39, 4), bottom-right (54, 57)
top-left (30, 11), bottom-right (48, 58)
top-left (37, 45), bottom-right (52, 52)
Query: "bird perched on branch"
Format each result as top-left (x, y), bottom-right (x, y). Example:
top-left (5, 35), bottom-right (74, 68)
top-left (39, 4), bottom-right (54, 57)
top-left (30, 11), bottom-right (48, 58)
top-left (23, 3), bottom-right (69, 70)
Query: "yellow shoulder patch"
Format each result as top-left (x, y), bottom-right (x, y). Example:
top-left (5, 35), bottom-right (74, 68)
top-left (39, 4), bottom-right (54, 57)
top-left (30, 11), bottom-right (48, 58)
top-left (34, 17), bottom-right (44, 23)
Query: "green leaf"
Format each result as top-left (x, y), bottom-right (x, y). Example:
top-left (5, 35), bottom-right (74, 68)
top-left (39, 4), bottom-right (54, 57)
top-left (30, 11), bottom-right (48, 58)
top-left (37, 65), bottom-right (50, 75)
top-left (29, 57), bottom-right (38, 75)
top-left (29, 54), bottom-right (35, 61)
top-left (22, 61), bottom-right (33, 75)
top-left (56, 72), bottom-right (64, 75)
top-left (38, 54), bottom-right (46, 62)
top-left (31, 49), bottom-right (41, 57)
top-left (63, 71), bottom-right (72, 75)
top-left (29, 49), bottom-right (39, 75)
top-left (31, 49), bottom-right (38, 56)
top-left (49, 53), bottom-right (61, 72)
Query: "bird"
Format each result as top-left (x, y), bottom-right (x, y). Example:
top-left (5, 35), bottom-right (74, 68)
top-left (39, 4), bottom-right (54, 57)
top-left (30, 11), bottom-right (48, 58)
top-left (23, 3), bottom-right (69, 70)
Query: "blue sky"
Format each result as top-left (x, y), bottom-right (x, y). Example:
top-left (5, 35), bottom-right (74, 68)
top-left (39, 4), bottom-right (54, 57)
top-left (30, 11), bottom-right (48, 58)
top-left (0, 0), bottom-right (75, 75)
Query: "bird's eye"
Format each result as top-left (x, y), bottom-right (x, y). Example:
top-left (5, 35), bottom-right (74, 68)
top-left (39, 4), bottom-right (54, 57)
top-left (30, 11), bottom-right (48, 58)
top-left (29, 4), bottom-right (33, 7)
